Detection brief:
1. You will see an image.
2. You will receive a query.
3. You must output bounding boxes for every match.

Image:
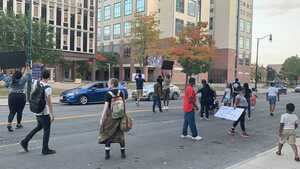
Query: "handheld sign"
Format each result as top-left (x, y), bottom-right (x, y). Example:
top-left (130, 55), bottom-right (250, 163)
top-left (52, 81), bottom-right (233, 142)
top-left (0, 51), bottom-right (27, 69)
top-left (161, 60), bottom-right (174, 70)
top-left (214, 106), bottom-right (244, 121)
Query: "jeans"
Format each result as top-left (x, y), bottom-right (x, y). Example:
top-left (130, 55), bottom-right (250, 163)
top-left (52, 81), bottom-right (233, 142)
top-left (23, 115), bottom-right (51, 152)
top-left (163, 88), bottom-right (170, 106)
top-left (8, 93), bottom-right (26, 124)
top-left (182, 112), bottom-right (198, 137)
top-left (152, 96), bottom-right (162, 112)
top-left (233, 108), bottom-right (246, 132)
top-left (200, 102), bottom-right (209, 118)
top-left (246, 98), bottom-right (251, 118)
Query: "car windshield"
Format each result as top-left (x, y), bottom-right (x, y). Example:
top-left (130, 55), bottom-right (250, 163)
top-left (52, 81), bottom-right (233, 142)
top-left (144, 84), bottom-right (154, 90)
top-left (81, 82), bottom-right (107, 89)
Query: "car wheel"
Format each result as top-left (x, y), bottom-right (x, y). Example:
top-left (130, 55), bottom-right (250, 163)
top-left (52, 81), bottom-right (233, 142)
top-left (79, 95), bottom-right (88, 105)
top-left (148, 93), bottom-right (154, 101)
top-left (172, 92), bottom-right (180, 100)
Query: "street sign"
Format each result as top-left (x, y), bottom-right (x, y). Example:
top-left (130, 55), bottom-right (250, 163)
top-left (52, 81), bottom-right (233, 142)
top-left (214, 106), bottom-right (244, 121)
top-left (0, 51), bottom-right (27, 69)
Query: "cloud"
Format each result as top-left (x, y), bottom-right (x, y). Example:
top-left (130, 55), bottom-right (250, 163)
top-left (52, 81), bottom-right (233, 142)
top-left (255, 0), bottom-right (300, 16)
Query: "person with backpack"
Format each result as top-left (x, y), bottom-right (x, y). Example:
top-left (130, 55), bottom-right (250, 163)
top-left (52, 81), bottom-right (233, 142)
top-left (243, 83), bottom-right (252, 120)
top-left (0, 65), bottom-right (31, 132)
top-left (162, 70), bottom-right (172, 111)
top-left (232, 78), bottom-right (242, 104)
top-left (134, 73), bottom-right (145, 106)
top-left (198, 80), bottom-right (213, 120)
top-left (20, 70), bottom-right (56, 155)
top-left (153, 77), bottom-right (163, 113)
top-left (98, 78), bottom-right (127, 160)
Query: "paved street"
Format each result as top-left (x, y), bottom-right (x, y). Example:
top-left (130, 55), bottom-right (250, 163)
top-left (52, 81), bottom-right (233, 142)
top-left (0, 94), bottom-right (299, 169)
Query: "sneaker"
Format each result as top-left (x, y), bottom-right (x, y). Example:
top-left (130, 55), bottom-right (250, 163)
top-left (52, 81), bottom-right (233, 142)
top-left (204, 117), bottom-right (210, 121)
top-left (166, 106), bottom-right (169, 110)
top-left (42, 149), bottom-right (56, 155)
top-left (16, 124), bottom-right (23, 129)
top-left (270, 113), bottom-right (274, 117)
top-left (241, 133), bottom-right (250, 138)
top-left (228, 128), bottom-right (235, 135)
top-left (200, 116), bottom-right (204, 120)
top-left (247, 117), bottom-right (252, 121)
top-left (121, 149), bottom-right (126, 159)
top-left (7, 125), bottom-right (14, 132)
top-left (180, 134), bottom-right (192, 139)
top-left (20, 140), bottom-right (28, 152)
top-left (192, 136), bottom-right (203, 141)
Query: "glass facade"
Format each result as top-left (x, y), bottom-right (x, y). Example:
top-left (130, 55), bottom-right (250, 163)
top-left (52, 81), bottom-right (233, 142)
top-left (104, 5), bottom-right (111, 20)
top-left (176, 0), bottom-right (184, 13)
top-left (124, 0), bottom-right (132, 16)
top-left (113, 23), bottom-right (121, 39)
top-left (136, 0), bottom-right (145, 12)
top-left (188, 0), bottom-right (196, 16)
top-left (124, 22), bottom-right (132, 37)
top-left (114, 2), bottom-right (121, 18)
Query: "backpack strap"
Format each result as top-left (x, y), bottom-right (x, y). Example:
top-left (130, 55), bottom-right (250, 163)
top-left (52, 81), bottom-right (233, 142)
top-left (108, 91), bottom-right (115, 97)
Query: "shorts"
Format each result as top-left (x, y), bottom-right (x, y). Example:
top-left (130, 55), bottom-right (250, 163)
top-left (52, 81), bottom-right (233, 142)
top-left (279, 129), bottom-right (296, 145)
top-left (163, 88), bottom-right (170, 98)
top-left (268, 96), bottom-right (277, 105)
top-left (137, 89), bottom-right (143, 98)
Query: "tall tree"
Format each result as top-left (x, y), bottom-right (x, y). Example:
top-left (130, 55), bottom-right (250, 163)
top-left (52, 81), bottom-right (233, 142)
top-left (281, 56), bottom-right (300, 83)
top-left (169, 23), bottom-right (214, 85)
top-left (132, 13), bottom-right (160, 73)
top-left (0, 12), bottom-right (61, 65)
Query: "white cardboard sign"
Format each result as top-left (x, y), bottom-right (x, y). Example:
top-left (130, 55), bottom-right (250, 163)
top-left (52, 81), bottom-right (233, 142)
top-left (214, 106), bottom-right (244, 121)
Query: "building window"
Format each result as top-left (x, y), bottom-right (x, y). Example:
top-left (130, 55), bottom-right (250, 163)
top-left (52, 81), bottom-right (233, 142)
top-left (77, 9), bottom-right (82, 29)
top-left (175, 19), bottom-right (184, 36)
top-left (89, 33), bottom-right (94, 53)
top-left (124, 0), bottom-right (132, 16)
top-left (239, 19), bottom-right (244, 32)
top-left (245, 21), bottom-right (251, 33)
top-left (70, 30), bottom-right (75, 51)
top-left (239, 36), bottom-right (244, 49)
top-left (245, 38), bottom-right (251, 50)
top-left (90, 12), bottom-right (94, 31)
top-left (84, 0), bottom-right (88, 8)
top-left (70, 8), bottom-right (76, 28)
top-left (41, 4), bottom-right (47, 22)
top-left (136, 0), bottom-right (145, 12)
top-left (104, 5), bottom-right (111, 20)
top-left (16, 1), bottom-right (22, 14)
top-left (33, 4), bottom-right (39, 17)
top-left (49, 5), bottom-right (54, 20)
top-left (124, 47), bottom-right (131, 57)
top-left (113, 23), bottom-right (121, 39)
top-left (103, 26), bottom-right (111, 40)
top-left (124, 22), bottom-right (132, 37)
top-left (97, 8), bottom-right (101, 21)
top-left (209, 17), bottom-right (213, 30)
top-left (56, 28), bottom-right (61, 49)
top-left (90, 0), bottom-right (94, 9)
top-left (114, 2), bottom-right (121, 18)
top-left (188, 0), bottom-right (196, 16)
top-left (63, 29), bottom-right (68, 50)
top-left (77, 31), bottom-right (81, 51)
top-left (176, 0), bottom-right (184, 13)
top-left (83, 32), bottom-right (88, 52)
top-left (0, 0), bottom-right (3, 10)
top-left (64, 8), bottom-right (68, 27)
top-left (57, 6), bottom-right (62, 26)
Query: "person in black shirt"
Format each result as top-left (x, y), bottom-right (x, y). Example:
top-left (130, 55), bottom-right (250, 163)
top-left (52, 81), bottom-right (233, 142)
top-left (98, 78), bottom-right (126, 160)
top-left (232, 78), bottom-right (242, 104)
top-left (135, 73), bottom-right (145, 106)
top-left (198, 80), bottom-right (213, 120)
top-left (243, 83), bottom-right (252, 120)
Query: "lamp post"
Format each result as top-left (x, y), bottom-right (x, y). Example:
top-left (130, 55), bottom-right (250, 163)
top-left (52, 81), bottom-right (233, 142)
top-left (26, 0), bottom-right (33, 67)
top-left (255, 34), bottom-right (272, 90)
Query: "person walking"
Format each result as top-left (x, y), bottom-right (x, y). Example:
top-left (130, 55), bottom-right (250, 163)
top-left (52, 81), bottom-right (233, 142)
top-left (198, 80), bottom-right (213, 120)
top-left (221, 83), bottom-right (232, 106)
top-left (134, 73), bottom-right (145, 106)
top-left (276, 103), bottom-right (299, 162)
top-left (98, 78), bottom-right (127, 160)
top-left (266, 82), bottom-right (279, 116)
top-left (162, 71), bottom-right (172, 110)
top-left (20, 70), bottom-right (56, 155)
top-left (0, 66), bottom-right (31, 132)
top-left (181, 77), bottom-right (202, 141)
top-left (232, 78), bottom-right (242, 104)
top-left (243, 83), bottom-right (252, 120)
top-left (228, 89), bottom-right (250, 138)
top-left (153, 77), bottom-right (163, 113)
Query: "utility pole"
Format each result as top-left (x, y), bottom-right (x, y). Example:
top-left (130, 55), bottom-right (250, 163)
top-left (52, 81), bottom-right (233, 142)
top-left (234, 0), bottom-right (241, 78)
top-left (27, 0), bottom-right (33, 67)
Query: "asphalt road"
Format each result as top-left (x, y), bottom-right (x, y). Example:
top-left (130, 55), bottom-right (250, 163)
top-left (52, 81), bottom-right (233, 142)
top-left (0, 93), bottom-right (300, 169)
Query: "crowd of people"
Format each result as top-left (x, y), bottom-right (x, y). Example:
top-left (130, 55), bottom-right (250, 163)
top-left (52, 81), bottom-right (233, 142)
top-left (0, 67), bottom-right (299, 162)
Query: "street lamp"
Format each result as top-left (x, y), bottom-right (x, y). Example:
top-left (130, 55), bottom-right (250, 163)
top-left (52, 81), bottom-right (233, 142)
top-left (255, 34), bottom-right (272, 90)
top-left (26, 0), bottom-right (33, 67)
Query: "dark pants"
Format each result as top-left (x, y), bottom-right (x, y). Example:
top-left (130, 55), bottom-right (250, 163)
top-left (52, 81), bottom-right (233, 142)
top-left (163, 88), bottom-right (170, 106)
top-left (233, 108), bottom-right (246, 132)
top-left (200, 102), bottom-right (209, 118)
top-left (152, 96), bottom-right (162, 112)
top-left (246, 98), bottom-right (251, 118)
top-left (23, 115), bottom-right (51, 152)
top-left (8, 93), bottom-right (26, 124)
top-left (232, 93), bottom-right (238, 105)
top-left (105, 141), bottom-right (125, 149)
top-left (182, 112), bottom-right (198, 137)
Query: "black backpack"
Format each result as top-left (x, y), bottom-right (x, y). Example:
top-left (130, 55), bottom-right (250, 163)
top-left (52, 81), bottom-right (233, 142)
top-left (29, 81), bottom-right (49, 114)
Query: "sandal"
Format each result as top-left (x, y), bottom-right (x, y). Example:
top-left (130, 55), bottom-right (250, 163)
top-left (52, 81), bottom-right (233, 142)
top-left (276, 151), bottom-right (281, 156)
top-left (295, 157), bottom-right (300, 162)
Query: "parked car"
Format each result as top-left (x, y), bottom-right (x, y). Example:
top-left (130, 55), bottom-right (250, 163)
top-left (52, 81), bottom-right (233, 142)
top-left (60, 81), bottom-right (128, 105)
top-left (132, 83), bottom-right (181, 101)
top-left (275, 84), bottom-right (287, 94)
top-left (295, 85), bottom-right (300, 93)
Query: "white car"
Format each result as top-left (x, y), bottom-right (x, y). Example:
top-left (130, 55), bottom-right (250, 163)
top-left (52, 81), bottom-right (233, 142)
top-left (295, 85), bottom-right (300, 93)
top-left (132, 83), bottom-right (181, 101)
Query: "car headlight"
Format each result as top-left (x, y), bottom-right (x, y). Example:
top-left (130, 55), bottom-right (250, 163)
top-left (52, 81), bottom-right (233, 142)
top-left (66, 93), bottom-right (75, 97)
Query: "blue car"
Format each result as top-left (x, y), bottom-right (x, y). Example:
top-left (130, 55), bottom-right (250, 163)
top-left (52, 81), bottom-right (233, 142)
top-left (60, 81), bottom-right (128, 105)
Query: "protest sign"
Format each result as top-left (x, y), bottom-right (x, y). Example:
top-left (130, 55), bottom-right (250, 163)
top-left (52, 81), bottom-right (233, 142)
top-left (0, 51), bottom-right (27, 69)
top-left (214, 106), bottom-right (244, 121)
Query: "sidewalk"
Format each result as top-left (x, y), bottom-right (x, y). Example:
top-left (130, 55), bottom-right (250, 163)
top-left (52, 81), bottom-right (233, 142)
top-left (226, 138), bottom-right (300, 169)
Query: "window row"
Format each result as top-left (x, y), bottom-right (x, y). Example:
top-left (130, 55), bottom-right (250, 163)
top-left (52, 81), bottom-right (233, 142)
top-left (240, 19), bottom-right (251, 33)
top-left (99, 22), bottom-right (132, 41)
top-left (176, 0), bottom-right (198, 17)
top-left (98, 0), bottom-right (145, 21)
top-left (55, 28), bottom-right (94, 53)
top-left (239, 36), bottom-right (251, 50)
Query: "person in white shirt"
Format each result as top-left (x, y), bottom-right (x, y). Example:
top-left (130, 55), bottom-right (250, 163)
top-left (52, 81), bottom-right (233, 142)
top-left (266, 82), bottom-right (279, 116)
top-left (276, 103), bottom-right (299, 162)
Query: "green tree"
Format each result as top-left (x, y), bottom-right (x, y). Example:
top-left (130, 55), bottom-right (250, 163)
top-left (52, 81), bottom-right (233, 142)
top-left (132, 14), bottom-right (160, 73)
top-left (281, 56), bottom-right (300, 83)
top-left (267, 66), bottom-right (277, 82)
top-left (96, 52), bottom-right (119, 70)
top-left (0, 12), bottom-right (61, 65)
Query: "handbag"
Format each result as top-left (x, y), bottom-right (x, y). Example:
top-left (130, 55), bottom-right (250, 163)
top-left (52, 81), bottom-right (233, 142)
top-left (120, 113), bottom-right (133, 132)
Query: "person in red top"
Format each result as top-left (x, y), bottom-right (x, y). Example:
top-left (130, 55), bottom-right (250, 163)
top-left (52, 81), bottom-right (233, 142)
top-left (181, 78), bottom-right (203, 141)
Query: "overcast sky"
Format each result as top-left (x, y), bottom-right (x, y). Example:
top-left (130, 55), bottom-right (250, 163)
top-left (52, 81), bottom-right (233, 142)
top-left (252, 0), bottom-right (300, 65)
